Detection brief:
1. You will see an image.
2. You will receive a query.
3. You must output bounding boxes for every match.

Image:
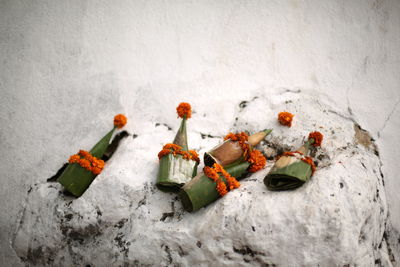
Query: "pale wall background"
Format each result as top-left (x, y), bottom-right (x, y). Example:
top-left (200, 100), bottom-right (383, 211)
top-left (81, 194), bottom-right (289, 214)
top-left (1, 0), bottom-right (399, 265)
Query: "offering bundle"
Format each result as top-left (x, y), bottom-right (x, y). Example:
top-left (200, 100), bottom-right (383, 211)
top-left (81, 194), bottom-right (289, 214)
top-left (179, 129), bottom-right (272, 212)
top-left (58, 114), bottom-right (127, 197)
top-left (264, 131), bottom-right (323, 191)
top-left (156, 103), bottom-right (199, 192)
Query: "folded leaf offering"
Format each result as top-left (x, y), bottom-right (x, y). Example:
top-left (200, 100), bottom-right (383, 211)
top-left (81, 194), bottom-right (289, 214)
top-left (58, 114), bottom-right (127, 197)
top-left (264, 131), bottom-right (323, 191)
top-left (204, 129), bottom-right (272, 167)
top-left (156, 103), bottom-right (199, 192)
top-left (180, 130), bottom-right (271, 212)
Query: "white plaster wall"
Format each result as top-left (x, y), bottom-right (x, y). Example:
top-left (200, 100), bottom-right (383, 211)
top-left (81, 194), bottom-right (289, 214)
top-left (0, 0), bottom-right (399, 265)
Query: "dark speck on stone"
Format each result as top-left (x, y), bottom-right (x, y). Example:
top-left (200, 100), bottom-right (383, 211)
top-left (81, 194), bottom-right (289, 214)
top-left (340, 183), bottom-right (344, 189)
top-left (239, 101), bottom-right (248, 109)
top-left (65, 214), bottom-right (73, 221)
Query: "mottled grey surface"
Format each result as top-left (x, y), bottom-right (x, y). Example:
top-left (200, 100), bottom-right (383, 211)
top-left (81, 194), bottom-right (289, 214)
top-left (1, 0), bottom-right (399, 265)
top-left (11, 91), bottom-right (395, 265)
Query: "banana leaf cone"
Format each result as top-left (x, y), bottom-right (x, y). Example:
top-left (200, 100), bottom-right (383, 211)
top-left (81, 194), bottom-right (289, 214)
top-left (58, 114), bottom-right (128, 197)
top-left (179, 161), bottom-right (250, 212)
top-left (156, 103), bottom-right (199, 192)
top-left (204, 129), bottom-right (272, 167)
top-left (264, 132), bottom-right (323, 191)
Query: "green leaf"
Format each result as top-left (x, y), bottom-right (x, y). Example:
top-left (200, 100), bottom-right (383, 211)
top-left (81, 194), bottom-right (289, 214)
top-left (179, 161), bottom-right (250, 212)
top-left (90, 128), bottom-right (116, 158)
top-left (264, 161), bottom-right (312, 191)
top-left (156, 153), bottom-right (198, 192)
top-left (57, 127), bottom-right (116, 197)
top-left (57, 163), bottom-right (96, 197)
top-left (173, 118), bottom-right (188, 151)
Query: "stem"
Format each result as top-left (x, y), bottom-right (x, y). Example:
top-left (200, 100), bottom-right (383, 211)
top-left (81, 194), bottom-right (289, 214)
top-left (262, 129), bottom-right (273, 136)
top-left (298, 138), bottom-right (314, 155)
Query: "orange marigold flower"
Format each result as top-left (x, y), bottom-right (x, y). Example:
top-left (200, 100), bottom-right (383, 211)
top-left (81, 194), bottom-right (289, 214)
top-left (78, 150), bottom-right (91, 158)
top-left (224, 132), bottom-right (250, 156)
top-left (205, 163), bottom-right (240, 196)
top-left (68, 154), bottom-right (81, 163)
top-left (92, 167), bottom-right (102, 175)
top-left (79, 158), bottom-right (91, 170)
top-left (212, 163), bottom-right (223, 173)
top-left (181, 151), bottom-right (190, 160)
top-left (91, 158), bottom-right (105, 168)
top-left (224, 132), bottom-right (249, 142)
top-left (204, 166), bottom-right (219, 181)
top-left (158, 149), bottom-right (171, 159)
top-left (158, 143), bottom-right (199, 163)
top-left (223, 132), bottom-right (235, 141)
top-left (247, 150), bottom-right (267, 172)
top-left (216, 180), bottom-right (228, 197)
top-left (308, 131), bottom-right (323, 147)
top-left (176, 102), bottom-right (192, 119)
top-left (163, 143), bottom-right (182, 151)
top-left (302, 156), bottom-right (316, 175)
top-left (85, 154), bottom-right (94, 162)
top-left (225, 175), bottom-right (240, 190)
top-left (278, 111), bottom-right (294, 127)
top-left (69, 150), bottom-right (104, 174)
top-left (114, 114), bottom-right (127, 128)
top-left (189, 150), bottom-right (200, 163)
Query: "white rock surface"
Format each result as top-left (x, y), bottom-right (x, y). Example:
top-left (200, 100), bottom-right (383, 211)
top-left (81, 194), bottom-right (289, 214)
top-left (13, 91), bottom-right (393, 266)
top-left (1, 1), bottom-right (399, 266)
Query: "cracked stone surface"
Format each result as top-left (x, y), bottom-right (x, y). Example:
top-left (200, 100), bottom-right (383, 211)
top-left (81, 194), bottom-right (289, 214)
top-left (12, 90), bottom-right (395, 266)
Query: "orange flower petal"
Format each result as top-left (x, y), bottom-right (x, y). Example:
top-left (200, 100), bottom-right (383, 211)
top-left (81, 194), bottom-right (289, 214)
top-left (114, 114), bottom-right (127, 128)
top-left (308, 131), bottom-right (323, 147)
top-left (278, 111), bottom-right (294, 127)
top-left (247, 149), bottom-right (267, 173)
top-left (176, 102), bottom-right (192, 119)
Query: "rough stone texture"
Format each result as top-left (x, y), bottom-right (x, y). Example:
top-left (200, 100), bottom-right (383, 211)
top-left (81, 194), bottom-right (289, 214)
top-left (1, 1), bottom-right (399, 265)
top-left (12, 91), bottom-right (394, 266)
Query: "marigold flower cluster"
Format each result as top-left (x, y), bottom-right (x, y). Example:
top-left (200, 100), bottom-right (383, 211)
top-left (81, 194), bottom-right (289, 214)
top-left (224, 132), bottom-right (250, 155)
top-left (224, 132), bottom-right (267, 172)
top-left (68, 150), bottom-right (105, 175)
top-left (278, 111), bottom-right (294, 127)
top-left (204, 163), bottom-right (240, 197)
top-left (176, 102), bottom-right (192, 119)
top-left (308, 131), bottom-right (323, 147)
top-left (158, 143), bottom-right (200, 163)
top-left (114, 114), bottom-right (127, 129)
top-left (247, 150), bottom-right (267, 172)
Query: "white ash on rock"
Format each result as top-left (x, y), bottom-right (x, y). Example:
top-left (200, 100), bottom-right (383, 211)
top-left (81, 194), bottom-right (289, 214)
top-left (12, 90), bottom-right (395, 266)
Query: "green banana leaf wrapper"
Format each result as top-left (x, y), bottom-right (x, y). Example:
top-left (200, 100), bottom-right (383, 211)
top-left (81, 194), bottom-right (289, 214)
top-left (57, 128), bottom-right (115, 197)
top-left (179, 161), bottom-right (250, 212)
top-left (156, 117), bottom-right (199, 192)
top-left (264, 157), bottom-right (312, 191)
top-left (156, 153), bottom-right (199, 192)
